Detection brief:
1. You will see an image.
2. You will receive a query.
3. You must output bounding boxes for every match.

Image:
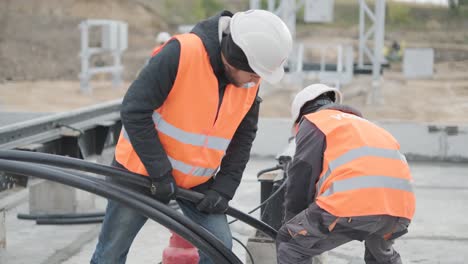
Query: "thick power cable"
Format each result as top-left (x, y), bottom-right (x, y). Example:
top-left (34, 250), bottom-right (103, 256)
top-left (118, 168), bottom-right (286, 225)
top-left (36, 217), bottom-right (103, 225)
top-left (0, 159), bottom-right (241, 264)
top-left (0, 159), bottom-right (239, 263)
top-left (41, 163), bottom-right (241, 263)
top-left (229, 161), bottom-right (290, 225)
top-left (0, 150), bottom-right (277, 239)
top-left (228, 178), bottom-right (287, 225)
top-left (42, 164), bottom-right (256, 263)
top-left (17, 212), bottom-right (104, 220)
top-left (45, 162), bottom-right (242, 264)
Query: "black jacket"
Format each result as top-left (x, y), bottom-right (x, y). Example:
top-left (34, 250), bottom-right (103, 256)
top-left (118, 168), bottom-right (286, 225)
top-left (283, 104), bottom-right (362, 221)
top-left (118, 10), bottom-right (261, 200)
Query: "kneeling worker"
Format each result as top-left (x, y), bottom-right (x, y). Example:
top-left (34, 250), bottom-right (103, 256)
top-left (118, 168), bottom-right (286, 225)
top-left (276, 84), bottom-right (415, 264)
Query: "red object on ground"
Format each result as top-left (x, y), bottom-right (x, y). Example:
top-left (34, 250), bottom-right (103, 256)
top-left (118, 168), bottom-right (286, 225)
top-left (162, 231), bottom-right (200, 264)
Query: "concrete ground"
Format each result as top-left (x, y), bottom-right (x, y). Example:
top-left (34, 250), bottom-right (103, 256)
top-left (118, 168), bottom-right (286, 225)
top-left (0, 157), bottom-right (467, 264)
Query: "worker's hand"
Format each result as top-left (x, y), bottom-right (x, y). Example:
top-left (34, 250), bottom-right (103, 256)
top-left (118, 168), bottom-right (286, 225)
top-left (150, 173), bottom-right (177, 204)
top-left (196, 189), bottom-right (229, 214)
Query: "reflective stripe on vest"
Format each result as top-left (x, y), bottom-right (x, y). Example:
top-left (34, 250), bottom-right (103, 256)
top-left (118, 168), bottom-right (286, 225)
top-left (121, 127), bottom-right (217, 177)
top-left (152, 112), bottom-right (230, 150)
top-left (316, 146), bottom-right (407, 197)
top-left (321, 175), bottom-right (413, 197)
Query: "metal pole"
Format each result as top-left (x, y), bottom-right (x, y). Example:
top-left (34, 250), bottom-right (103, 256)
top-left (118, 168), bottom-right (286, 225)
top-left (79, 21), bottom-right (90, 94)
top-left (250, 0), bottom-right (261, 9)
top-left (283, 0), bottom-right (296, 39)
top-left (358, 0), bottom-right (365, 69)
top-left (112, 51), bottom-right (122, 89)
top-left (370, 0), bottom-right (386, 104)
top-left (337, 45), bottom-right (343, 73)
top-left (268, 0), bottom-right (276, 12)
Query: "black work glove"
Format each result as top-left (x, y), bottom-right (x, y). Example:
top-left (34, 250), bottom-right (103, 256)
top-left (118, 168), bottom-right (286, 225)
top-left (196, 189), bottom-right (229, 214)
top-left (150, 174), bottom-right (177, 204)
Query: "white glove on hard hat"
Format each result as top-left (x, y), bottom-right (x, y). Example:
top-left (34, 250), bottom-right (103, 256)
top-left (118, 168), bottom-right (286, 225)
top-left (291, 84), bottom-right (343, 124)
top-left (230, 10), bottom-right (293, 84)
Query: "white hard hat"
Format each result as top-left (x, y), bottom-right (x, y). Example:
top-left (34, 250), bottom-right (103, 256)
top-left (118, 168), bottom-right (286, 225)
top-left (156, 32), bottom-right (171, 44)
top-left (230, 10), bottom-right (292, 84)
top-left (291, 84), bottom-right (343, 123)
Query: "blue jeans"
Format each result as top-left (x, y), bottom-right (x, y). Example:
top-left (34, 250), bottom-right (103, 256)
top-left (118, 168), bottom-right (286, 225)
top-left (90, 199), bottom-right (232, 264)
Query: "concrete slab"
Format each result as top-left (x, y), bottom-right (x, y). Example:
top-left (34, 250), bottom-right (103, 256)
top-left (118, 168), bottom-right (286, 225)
top-left (0, 158), bottom-right (467, 263)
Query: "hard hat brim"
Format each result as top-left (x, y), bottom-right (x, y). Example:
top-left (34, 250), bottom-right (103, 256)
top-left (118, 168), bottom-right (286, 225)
top-left (253, 64), bottom-right (284, 84)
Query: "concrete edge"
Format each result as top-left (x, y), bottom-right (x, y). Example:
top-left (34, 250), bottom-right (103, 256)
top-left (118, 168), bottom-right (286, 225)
top-left (251, 118), bottom-right (468, 163)
top-left (40, 224), bottom-right (101, 264)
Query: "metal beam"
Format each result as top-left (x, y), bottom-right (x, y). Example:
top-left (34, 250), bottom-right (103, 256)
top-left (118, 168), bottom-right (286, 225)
top-left (0, 100), bottom-right (122, 192)
top-left (358, 0), bottom-right (386, 104)
top-left (0, 100), bottom-right (121, 150)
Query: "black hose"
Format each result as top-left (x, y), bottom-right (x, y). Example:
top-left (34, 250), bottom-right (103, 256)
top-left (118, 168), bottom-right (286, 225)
top-left (228, 178), bottom-right (287, 226)
top-left (232, 236), bottom-right (255, 264)
top-left (36, 217), bottom-right (104, 225)
top-left (18, 202), bottom-right (179, 222)
top-left (17, 212), bottom-right (105, 220)
top-left (229, 161), bottom-right (290, 226)
top-left (175, 188), bottom-right (278, 238)
top-left (39, 163), bottom-right (242, 264)
top-left (0, 159), bottom-right (241, 264)
top-left (0, 150), bottom-right (278, 239)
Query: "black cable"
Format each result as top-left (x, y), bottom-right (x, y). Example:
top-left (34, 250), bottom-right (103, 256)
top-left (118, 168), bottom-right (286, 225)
top-left (17, 212), bottom-right (105, 220)
top-left (5, 161), bottom-right (228, 261)
top-left (175, 188), bottom-right (277, 238)
top-left (0, 150), bottom-right (278, 239)
top-left (40, 163), bottom-right (242, 264)
top-left (229, 161), bottom-right (290, 225)
top-left (228, 179), bottom-right (287, 225)
top-left (0, 149), bottom-right (280, 264)
top-left (18, 201), bottom-right (179, 222)
top-left (0, 159), bottom-right (241, 264)
top-left (0, 149), bottom-right (278, 262)
top-left (36, 217), bottom-right (104, 225)
top-left (15, 160), bottom-right (242, 263)
top-left (232, 236), bottom-right (255, 264)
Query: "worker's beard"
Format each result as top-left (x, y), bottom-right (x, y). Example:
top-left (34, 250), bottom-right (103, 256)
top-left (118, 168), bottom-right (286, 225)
top-left (223, 63), bottom-right (243, 87)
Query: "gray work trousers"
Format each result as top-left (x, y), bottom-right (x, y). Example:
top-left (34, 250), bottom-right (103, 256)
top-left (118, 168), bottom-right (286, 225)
top-left (276, 203), bottom-right (410, 264)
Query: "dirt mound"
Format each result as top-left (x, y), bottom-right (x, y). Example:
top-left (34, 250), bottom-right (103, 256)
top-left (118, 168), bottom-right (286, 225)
top-left (0, 80), bottom-right (128, 112)
top-left (260, 68), bottom-right (468, 123)
top-left (0, 0), bottom-right (163, 82)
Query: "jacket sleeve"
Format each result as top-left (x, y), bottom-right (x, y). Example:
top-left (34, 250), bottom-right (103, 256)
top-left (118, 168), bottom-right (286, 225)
top-left (283, 120), bottom-right (326, 222)
top-left (210, 96), bottom-right (262, 199)
top-left (120, 39), bottom-right (180, 180)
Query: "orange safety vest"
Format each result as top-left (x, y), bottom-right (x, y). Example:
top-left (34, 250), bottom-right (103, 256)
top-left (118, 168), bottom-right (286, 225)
top-left (305, 110), bottom-right (415, 220)
top-left (115, 34), bottom-right (260, 189)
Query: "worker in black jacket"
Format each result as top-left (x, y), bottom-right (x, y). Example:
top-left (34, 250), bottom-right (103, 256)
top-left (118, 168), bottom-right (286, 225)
top-left (91, 10), bottom-right (292, 264)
